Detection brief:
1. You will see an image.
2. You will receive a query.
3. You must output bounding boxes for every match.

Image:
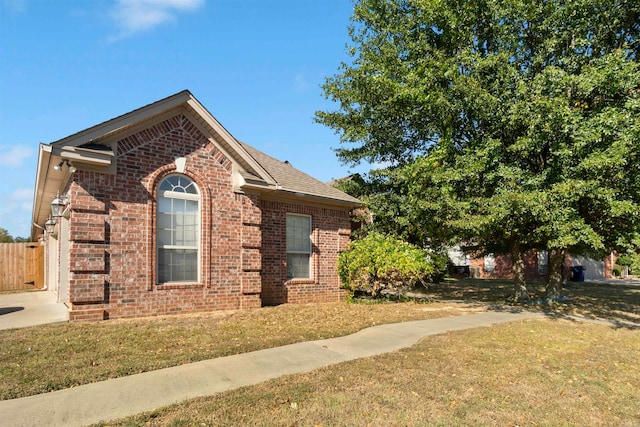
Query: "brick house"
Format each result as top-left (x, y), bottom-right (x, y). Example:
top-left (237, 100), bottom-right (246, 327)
top-left (31, 90), bottom-right (361, 321)
top-left (448, 245), bottom-right (613, 281)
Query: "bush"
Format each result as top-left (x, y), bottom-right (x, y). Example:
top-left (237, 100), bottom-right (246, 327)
top-left (616, 253), bottom-right (640, 276)
top-left (338, 232), bottom-right (441, 297)
top-left (616, 255), bottom-right (634, 266)
top-left (612, 266), bottom-right (622, 277)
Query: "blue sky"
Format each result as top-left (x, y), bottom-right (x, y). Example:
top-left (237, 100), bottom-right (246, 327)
top-left (0, 0), bottom-right (366, 238)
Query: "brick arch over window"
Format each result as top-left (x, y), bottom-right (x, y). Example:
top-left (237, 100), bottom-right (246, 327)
top-left (145, 166), bottom-right (212, 290)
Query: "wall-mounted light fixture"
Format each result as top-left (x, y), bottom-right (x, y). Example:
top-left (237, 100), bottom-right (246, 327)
top-left (50, 193), bottom-right (69, 218)
top-left (44, 217), bottom-right (57, 234)
top-left (53, 159), bottom-right (77, 173)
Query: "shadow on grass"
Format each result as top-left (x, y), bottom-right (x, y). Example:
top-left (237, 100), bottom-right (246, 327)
top-left (539, 310), bottom-right (640, 330)
top-left (419, 278), bottom-right (640, 329)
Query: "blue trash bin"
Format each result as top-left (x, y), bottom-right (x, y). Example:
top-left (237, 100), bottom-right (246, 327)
top-left (570, 266), bottom-right (585, 282)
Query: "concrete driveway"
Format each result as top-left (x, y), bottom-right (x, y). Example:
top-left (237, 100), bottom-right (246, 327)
top-left (0, 290), bottom-right (68, 330)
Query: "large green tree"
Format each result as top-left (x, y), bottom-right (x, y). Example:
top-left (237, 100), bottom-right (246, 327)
top-left (318, 0), bottom-right (640, 299)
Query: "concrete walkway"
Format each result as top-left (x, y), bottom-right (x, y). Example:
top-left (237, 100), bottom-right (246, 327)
top-left (589, 277), bottom-right (640, 286)
top-left (0, 290), bottom-right (68, 330)
top-left (0, 310), bottom-right (548, 427)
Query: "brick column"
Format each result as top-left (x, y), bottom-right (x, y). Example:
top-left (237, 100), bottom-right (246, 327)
top-left (68, 183), bottom-right (108, 321)
top-left (240, 194), bottom-right (262, 308)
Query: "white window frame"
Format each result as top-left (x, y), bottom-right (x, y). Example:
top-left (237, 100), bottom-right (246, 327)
top-left (157, 175), bottom-right (200, 284)
top-left (286, 213), bottom-right (312, 280)
top-left (484, 254), bottom-right (495, 273)
top-left (538, 250), bottom-right (549, 275)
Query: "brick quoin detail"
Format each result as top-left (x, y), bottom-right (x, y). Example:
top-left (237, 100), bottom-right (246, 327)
top-left (65, 114), bottom-right (353, 321)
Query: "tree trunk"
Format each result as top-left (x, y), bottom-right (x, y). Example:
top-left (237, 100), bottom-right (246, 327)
top-left (510, 244), bottom-right (528, 301)
top-left (546, 247), bottom-right (566, 299)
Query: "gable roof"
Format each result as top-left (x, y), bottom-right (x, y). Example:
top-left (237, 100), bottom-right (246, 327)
top-left (32, 90), bottom-right (360, 237)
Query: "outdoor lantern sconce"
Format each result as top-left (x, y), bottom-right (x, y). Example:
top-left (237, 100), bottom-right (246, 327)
top-left (50, 194), bottom-right (68, 218)
top-left (44, 217), bottom-right (57, 234)
top-left (53, 159), bottom-right (77, 173)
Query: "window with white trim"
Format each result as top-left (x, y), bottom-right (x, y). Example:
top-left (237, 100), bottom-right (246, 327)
top-left (286, 214), bottom-right (311, 279)
top-left (157, 175), bottom-right (200, 283)
top-left (484, 254), bottom-right (495, 273)
top-left (538, 250), bottom-right (549, 275)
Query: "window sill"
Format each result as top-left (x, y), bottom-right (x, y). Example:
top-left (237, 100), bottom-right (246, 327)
top-left (285, 278), bottom-right (316, 285)
top-left (156, 282), bottom-right (203, 290)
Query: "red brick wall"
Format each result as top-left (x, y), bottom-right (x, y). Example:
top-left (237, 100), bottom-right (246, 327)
top-left (64, 113), bottom-right (351, 321)
top-left (67, 114), bottom-right (260, 320)
top-left (469, 251), bottom-right (542, 280)
top-left (260, 199), bottom-right (351, 306)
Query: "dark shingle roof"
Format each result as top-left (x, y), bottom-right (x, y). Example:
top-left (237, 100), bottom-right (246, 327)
top-left (239, 142), bottom-right (361, 206)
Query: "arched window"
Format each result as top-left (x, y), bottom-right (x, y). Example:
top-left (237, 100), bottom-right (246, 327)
top-left (157, 175), bottom-right (200, 283)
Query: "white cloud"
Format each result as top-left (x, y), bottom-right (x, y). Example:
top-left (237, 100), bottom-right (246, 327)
top-left (0, 145), bottom-right (34, 167)
top-left (0, 188), bottom-right (32, 214)
top-left (0, 187), bottom-right (33, 238)
top-left (110, 0), bottom-right (204, 40)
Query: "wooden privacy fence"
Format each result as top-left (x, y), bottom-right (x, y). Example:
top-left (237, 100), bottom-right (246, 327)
top-left (0, 242), bottom-right (45, 291)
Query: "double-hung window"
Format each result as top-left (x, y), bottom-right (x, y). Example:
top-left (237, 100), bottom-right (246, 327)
top-left (157, 175), bottom-right (200, 283)
top-left (286, 214), bottom-right (311, 279)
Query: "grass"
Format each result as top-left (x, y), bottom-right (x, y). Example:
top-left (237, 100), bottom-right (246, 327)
top-left (0, 300), bottom-right (483, 400)
top-left (2, 277), bottom-right (638, 425)
top-left (420, 278), bottom-right (640, 326)
top-left (98, 319), bottom-right (640, 426)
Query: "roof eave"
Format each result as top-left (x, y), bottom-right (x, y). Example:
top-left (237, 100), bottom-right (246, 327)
top-left (31, 145), bottom-right (115, 239)
top-left (240, 181), bottom-right (362, 209)
top-left (31, 144), bottom-right (51, 239)
top-left (51, 90), bottom-right (193, 148)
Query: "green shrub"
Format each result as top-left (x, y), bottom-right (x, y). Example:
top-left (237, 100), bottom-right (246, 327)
top-left (338, 232), bottom-right (440, 297)
top-left (616, 255), bottom-right (634, 266)
top-left (631, 257), bottom-right (640, 276)
top-left (612, 266), bottom-right (622, 277)
top-left (428, 251), bottom-right (449, 283)
top-left (617, 253), bottom-right (640, 276)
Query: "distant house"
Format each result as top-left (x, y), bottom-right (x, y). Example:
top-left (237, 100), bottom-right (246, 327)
top-left (447, 246), bottom-right (613, 281)
top-left (31, 90), bottom-right (361, 321)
